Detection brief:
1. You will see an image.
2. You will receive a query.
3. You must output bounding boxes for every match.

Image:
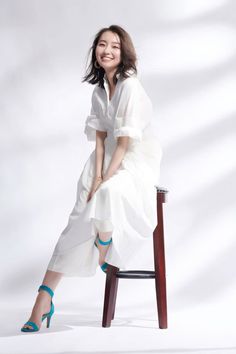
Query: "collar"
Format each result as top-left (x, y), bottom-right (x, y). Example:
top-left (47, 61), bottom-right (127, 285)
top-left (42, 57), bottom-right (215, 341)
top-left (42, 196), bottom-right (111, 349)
top-left (103, 69), bottom-right (135, 84)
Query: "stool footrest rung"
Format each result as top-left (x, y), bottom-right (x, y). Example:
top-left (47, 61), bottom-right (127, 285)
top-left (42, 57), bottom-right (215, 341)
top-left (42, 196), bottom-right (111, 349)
top-left (115, 270), bottom-right (155, 279)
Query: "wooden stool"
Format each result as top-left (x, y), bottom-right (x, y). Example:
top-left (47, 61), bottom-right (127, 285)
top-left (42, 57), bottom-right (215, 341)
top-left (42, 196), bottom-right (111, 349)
top-left (102, 186), bottom-right (168, 329)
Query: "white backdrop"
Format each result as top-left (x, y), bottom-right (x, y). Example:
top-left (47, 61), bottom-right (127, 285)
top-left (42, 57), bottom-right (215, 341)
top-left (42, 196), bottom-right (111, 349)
top-left (1, 0), bottom-right (236, 352)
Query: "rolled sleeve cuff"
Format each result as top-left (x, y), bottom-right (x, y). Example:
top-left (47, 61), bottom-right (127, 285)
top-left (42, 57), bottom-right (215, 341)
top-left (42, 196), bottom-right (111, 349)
top-left (113, 126), bottom-right (142, 141)
top-left (84, 115), bottom-right (106, 141)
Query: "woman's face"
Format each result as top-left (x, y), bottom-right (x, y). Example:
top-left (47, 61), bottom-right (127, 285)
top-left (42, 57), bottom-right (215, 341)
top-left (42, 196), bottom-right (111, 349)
top-left (95, 31), bottom-right (121, 73)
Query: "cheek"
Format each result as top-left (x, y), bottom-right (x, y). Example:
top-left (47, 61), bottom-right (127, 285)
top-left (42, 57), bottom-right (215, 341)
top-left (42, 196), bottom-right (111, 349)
top-left (115, 51), bottom-right (121, 61)
top-left (95, 47), bottom-right (101, 58)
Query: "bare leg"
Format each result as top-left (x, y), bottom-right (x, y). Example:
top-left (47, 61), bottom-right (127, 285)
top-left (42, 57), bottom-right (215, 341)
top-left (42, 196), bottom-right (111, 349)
top-left (41, 269), bottom-right (63, 291)
top-left (95, 231), bottom-right (113, 266)
top-left (22, 270), bottom-right (63, 330)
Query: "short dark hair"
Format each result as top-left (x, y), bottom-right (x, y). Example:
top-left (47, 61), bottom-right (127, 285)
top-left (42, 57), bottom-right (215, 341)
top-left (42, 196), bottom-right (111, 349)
top-left (82, 25), bottom-right (137, 88)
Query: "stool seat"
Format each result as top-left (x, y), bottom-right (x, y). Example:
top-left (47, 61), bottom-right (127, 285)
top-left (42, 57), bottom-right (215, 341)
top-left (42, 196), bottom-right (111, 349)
top-left (102, 186), bottom-right (168, 329)
top-left (154, 186), bottom-right (168, 193)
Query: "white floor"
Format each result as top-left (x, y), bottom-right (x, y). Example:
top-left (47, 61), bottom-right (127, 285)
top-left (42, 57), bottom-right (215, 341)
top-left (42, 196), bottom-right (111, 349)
top-left (1, 272), bottom-right (236, 354)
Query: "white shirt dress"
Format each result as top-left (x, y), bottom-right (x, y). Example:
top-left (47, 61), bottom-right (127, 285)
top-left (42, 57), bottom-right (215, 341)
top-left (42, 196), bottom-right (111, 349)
top-left (47, 72), bottom-right (163, 277)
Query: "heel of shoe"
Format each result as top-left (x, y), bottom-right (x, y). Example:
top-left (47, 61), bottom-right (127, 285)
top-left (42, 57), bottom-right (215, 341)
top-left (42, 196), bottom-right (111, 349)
top-left (46, 315), bottom-right (52, 328)
top-left (42, 301), bottom-right (54, 326)
top-left (40, 285), bottom-right (55, 330)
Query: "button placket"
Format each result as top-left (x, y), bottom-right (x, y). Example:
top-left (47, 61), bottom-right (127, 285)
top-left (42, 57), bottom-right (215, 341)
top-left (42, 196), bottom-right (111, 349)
top-left (104, 81), bottom-right (110, 106)
top-left (103, 81), bottom-right (111, 118)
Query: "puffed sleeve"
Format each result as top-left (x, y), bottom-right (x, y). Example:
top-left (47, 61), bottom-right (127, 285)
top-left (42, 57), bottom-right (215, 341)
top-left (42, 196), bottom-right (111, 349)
top-left (114, 78), bottom-right (152, 141)
top-left (84, 89), bottom-right (107, 141)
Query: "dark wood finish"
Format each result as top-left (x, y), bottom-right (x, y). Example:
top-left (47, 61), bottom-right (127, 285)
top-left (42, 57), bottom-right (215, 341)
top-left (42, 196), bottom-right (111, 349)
top-left (102, 265), bottom-right (119, 327)
top-left (153, 191), bottom-right (168, 328)
top-left (102, 187), bottom-right (168, 329)
top-left (111, 272), bottom-right (119, 320)
top-left (116, 270), bottom-right (155, 279)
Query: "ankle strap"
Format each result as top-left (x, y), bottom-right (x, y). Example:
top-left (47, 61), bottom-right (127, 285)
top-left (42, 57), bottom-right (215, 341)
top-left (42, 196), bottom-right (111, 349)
top-left (98, 237), bottom-right (112, 246)
top-left (38, 284), bottom-right (54, 298)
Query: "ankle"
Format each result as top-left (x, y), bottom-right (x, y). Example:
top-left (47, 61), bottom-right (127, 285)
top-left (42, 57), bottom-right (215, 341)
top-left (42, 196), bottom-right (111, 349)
top-left (98, 232), bottom-right (112, 242)
top-left (99, 257), bottom-right (105, 266)
top-left (36, 291), bottom-right (51, 304)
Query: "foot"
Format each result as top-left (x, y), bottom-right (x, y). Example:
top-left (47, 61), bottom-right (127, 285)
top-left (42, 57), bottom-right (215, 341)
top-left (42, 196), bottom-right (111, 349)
top-left (22, 290), bottom-right (52, 331)
top-left (95, 234), bottom-right (112, 266)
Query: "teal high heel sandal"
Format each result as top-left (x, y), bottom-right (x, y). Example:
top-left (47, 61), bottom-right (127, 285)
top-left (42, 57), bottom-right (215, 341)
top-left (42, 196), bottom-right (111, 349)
top-left (94, 235), bottom-right (112, 273)
top-left (21, 284), bottom-right (55, 332)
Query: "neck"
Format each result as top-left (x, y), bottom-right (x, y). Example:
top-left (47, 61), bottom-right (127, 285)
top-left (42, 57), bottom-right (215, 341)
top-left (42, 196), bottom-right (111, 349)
top-left (105, 69), bottom-right (117, 89)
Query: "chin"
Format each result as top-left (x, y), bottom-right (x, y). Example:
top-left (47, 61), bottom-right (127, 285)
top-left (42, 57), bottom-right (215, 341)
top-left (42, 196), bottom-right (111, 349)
top-left (103, 64), bottom-right (118, 71)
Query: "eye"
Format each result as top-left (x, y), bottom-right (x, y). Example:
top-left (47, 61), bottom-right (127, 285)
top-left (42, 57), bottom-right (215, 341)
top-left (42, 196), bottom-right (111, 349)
top-left (98, 43), bottom-right (105, 47)
top-left (113, 46), bottom-right (120, 49)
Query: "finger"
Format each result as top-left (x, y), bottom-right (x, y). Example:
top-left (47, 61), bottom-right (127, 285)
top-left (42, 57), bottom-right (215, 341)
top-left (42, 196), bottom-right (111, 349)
top-left (94, 182), bottom-right (102, 192)
top-left (87, 193), bottom-right (91, 202)
top-left (88, 191), bottom-right (95, 201)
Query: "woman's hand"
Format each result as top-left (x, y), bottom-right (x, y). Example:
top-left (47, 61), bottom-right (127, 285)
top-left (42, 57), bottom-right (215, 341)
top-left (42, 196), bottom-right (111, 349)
top-left (87, 176), bottom-right (103, 202)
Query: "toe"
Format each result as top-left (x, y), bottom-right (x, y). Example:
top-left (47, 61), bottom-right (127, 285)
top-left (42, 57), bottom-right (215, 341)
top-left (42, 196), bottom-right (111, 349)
top-left (22, 325), bottom-right (33, 330)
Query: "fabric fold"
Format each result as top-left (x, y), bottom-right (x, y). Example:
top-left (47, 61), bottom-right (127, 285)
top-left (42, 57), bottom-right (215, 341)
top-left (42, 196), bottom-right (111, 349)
top-left (84, 114), bottom-right (107, 141)
top-left (113, 125), bottom-right (142, 141)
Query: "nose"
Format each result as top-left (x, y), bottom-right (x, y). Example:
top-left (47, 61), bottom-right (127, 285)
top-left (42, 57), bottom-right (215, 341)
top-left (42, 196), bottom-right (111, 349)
top-left (103, 45), bottom-right (112, 54)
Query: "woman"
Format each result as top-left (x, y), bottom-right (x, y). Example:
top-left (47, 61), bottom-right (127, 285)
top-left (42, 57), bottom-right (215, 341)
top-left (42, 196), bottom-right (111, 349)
top-left (21, 25), bottom-right (162, 332)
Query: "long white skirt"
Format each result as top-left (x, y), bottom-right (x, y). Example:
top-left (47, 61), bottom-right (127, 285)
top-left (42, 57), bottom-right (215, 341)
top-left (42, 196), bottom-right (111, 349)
top-left (47, 134), bottom-right (162, 277)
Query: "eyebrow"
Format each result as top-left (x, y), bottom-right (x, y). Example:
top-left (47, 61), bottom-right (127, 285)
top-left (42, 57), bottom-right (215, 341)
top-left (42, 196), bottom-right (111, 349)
top-left (99, 39), bottom-right (120, 45)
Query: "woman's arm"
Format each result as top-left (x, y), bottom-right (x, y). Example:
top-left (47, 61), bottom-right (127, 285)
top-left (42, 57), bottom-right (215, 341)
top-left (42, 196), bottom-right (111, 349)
top-left (87, 130), bottom-right (107, 202)
top-left (95, 130), bottom-right (107, 177)
top-left (102, 136), bottom-right (130, 182)
top-left (87, 135), bottom-right (129, 202)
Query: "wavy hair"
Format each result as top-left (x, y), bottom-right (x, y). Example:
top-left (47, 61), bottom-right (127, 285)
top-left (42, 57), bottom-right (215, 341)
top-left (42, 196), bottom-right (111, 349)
top-left (82, 25), bottom-right (137, 88)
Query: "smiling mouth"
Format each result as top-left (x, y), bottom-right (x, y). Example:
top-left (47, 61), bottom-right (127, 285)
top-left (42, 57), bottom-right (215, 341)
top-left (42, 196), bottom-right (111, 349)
top-left (101, 57), bottom-right (113, 60)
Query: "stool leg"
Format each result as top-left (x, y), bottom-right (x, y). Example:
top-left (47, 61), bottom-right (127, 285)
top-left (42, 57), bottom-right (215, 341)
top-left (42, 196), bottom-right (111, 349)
top-left (111, 275), bottom-right (119, 320)
top-left (153, 192), bottom-right (168, 329)
top-left (102, 264), bottom-right (119, 327)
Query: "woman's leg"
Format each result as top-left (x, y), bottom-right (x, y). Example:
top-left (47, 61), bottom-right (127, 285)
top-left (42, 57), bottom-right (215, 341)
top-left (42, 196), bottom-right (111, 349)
top-left (96, 231), bottom-right (113, 266)
top-left (41, 269), bottom-right (63, 291)
top-left (93, 218), bottom-right (113, 265)
top-left (22, 270), bottom-right (63, 330)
